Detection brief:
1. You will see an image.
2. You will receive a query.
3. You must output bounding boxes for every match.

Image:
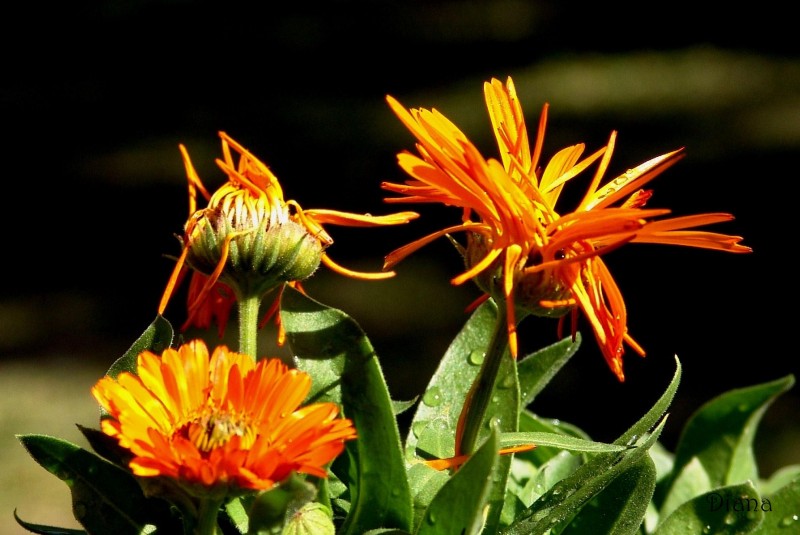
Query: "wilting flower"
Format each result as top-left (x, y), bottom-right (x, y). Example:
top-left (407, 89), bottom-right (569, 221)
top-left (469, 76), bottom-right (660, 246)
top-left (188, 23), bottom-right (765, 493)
top-left (158, 132), bottom-right (418, 336)
top-left (91, 339), bottom-right (357, 496)
top-left (382, 77), bottom-right (750, 380)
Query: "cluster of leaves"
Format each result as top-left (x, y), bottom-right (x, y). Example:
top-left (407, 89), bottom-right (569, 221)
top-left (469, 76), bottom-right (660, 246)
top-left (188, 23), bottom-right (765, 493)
top-left (15, 287), bottom-right (800, 534)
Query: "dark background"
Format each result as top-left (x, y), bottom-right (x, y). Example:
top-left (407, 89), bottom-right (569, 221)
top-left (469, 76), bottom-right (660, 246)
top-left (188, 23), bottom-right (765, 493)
top-left (3, 0), bottom-right (799, 475)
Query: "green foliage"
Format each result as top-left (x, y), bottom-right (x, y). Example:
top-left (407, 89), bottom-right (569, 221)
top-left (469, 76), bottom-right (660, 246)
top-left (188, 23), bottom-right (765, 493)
top-left (14, 295), bottom-right (800, 535)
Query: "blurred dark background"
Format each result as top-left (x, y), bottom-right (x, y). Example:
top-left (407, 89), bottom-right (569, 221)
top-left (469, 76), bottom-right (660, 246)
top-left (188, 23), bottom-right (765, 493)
top-left (2, 3), bottom-right (799, 523)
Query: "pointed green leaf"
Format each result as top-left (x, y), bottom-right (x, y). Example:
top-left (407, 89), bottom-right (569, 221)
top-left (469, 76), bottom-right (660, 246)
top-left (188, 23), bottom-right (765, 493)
top-left (658, 456), bottom-right (713, 521)
top-left (106, 315), bottom-right (174, 379)
top-left (515, 410), bottom-right (591, 467)
top-left (655, 481), bottom-right (765, 534)
top-left (517, 334), bottom-right (581, 406)
top-left (404, 301), bottom-right (496, 463)
top-left (664, 375), bottom-right (795, 504)
top-left (400, 300), bottom-right (519, 531)
top-left (17, 434), bottom-right (179, 534)
top-left (559, 456), bottom-right (657, 535)
top-left (500, 432), bottom-right (627, 454)
top-left (416, 427), bottom-right (501, 535)
top-left (502, 416), bottom-right (668, 535)
top-left (12, 510), bottom-right (86, 535)
top-left (281, 286), bottom-right (412, 534)
top-left (760, 464), bottom-right (800, 496)
top-left (501, 358), bottom-right (681, 535)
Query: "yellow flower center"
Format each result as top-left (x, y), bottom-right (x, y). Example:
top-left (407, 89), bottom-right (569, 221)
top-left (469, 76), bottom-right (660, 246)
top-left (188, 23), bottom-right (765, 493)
top-left (181, 411), bottom-right (256, 451)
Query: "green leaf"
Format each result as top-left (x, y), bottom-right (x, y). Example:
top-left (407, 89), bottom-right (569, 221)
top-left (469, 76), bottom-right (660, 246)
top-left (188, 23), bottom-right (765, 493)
top-left (558, 456), bottom-right (657, 535)
top-left (416, 427), bottom-right (501, 535)
top-left (501, 358), bottom-right (682, 535)
top-left (12, 510), bottom-right (87, 535)
top-left (281, 286), bottom-right (412, 534)
top-left (401, 300), bottom-right (519, 532)
top-left (499, 432), bottom-right (627, 454)
top-left (404, 301), bottom-right (497, 464)
top-left (514, 410), bottom-right (591, 467)
top-left (752, 474), bottom-right (800, 533)
top-left (655, 481), bottom-right (765, 534)
top-left (16, 434), bottom-right (179, 534)
top-left (760, 464), bottom-right (800, 496)
top-left (662, 375), bottom-right (795, 515)
top-left (517, 334), bottom-right (581, 406)
top-left (502, 417), bottom-right (668, 535)
top-left (106, 315), bottom-right (174, 379)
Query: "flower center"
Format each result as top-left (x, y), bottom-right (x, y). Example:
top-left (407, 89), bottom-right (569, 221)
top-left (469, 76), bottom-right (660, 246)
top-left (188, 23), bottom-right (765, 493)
top-left (181, 411), bottom-right (256, 451)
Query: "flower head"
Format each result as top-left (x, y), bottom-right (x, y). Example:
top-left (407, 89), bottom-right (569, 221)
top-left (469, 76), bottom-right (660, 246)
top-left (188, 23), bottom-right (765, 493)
top-left (383, 77), bottom-right (750, 380)
top-left (91, 339), bottom-right (357, 496)
top-left (158, 132), bottom-right (418, 336)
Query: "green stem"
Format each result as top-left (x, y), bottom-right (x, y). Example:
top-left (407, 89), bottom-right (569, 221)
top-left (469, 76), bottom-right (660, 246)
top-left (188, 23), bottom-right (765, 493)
top-left (237, 293), bottom-right (262, 360)
top-left (458, 302), bottom-right (509, 455)
top-left (194, 497), bottom-right (223, 535)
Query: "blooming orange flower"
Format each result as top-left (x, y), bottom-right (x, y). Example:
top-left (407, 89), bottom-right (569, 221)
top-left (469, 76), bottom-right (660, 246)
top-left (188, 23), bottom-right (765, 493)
top-left (158, 132), bottom-right (418, 337)
top-left (383, 77), bottom-right (751, 380)
top-left (91, 339), bottom-right (357, 493)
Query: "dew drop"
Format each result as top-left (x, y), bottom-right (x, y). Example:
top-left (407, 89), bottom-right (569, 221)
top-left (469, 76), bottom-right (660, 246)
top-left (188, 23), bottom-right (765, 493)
top-left (737, 403), bottom-right (750, 412)
top-left (498, 374), bottom-right (515, 389)
top-left (391, 488), bottom-right (401, 497)
top-left (427, 512), bottom-right (437, 525)
top-left (723, 512), bottom-right (738, 525)
top-left (468, 350), bottom-right (485, 365)
top-left (702, 525), bottom-right (712, 534)
top-left (423, 387), bottom-right (442, 407)
top-left (411, 421), bottom-right (428, 438)
top-left (780, 515), bottom-right (799, 527)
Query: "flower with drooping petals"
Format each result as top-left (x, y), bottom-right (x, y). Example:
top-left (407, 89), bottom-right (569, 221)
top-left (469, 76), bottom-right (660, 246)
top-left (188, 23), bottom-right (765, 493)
top-left (91, 339), bottom-right (357, 496)
top-left (382, 76), bottom-right (751, 380)
top-left (158, 132), bottom-right (418, 338)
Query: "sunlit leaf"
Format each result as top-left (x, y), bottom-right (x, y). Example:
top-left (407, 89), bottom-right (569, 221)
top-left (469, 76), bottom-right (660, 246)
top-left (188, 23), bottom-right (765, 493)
top-left (281, 286), bottom-right (412, 534)
top-left (655, 481), bottom-right (764, 534)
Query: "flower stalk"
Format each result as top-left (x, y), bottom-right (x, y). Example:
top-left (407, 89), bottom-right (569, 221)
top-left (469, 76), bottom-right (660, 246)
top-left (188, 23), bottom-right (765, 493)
top-left (456, 302), bottom-right (512, 456)
top-left (237, 293), bottom-right (262, 359)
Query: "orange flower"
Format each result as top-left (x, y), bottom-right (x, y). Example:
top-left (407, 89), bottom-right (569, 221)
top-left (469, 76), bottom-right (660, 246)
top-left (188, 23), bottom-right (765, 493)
top-left (158, 132), bottom-right (418, 337)
top-left (91, 339), bottom-right (357, 494)
top-left (383, 77), bottom-right (750, 380)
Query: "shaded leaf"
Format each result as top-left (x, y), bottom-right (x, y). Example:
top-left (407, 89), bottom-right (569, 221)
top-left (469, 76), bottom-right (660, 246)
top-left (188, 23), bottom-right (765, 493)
top-left (106, 315), bottom-right (174, 379)
top-left (517, 334), bottom-right (581, 406)
top-left (662, 375), bottom-right (795, 512)
top-left (281, 286), bottom-right (412, 534)
top-left (12, 510), bottom-right (86, 535)
top-left (501, 357), bottom-right (681, 535)
top-left (559, 456), bottom-right (657, 535)
top-left (17, 434), bottom-right (179, 534)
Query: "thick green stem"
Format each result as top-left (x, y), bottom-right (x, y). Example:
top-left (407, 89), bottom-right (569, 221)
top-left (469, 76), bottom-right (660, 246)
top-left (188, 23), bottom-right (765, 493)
top-left (458, 303), bottom-right (509, 455)
top-left (194, 497), bottom-right (223, 535)
top-left (237, 294), bottom-right (262, 360)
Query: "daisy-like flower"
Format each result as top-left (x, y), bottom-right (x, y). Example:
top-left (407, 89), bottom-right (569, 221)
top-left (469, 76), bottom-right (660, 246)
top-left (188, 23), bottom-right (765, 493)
top-left (383, 77), bottom-right (751, 381)
top-left (158, 132), bottom-right (418, 337)
top-left (91, 339), bottom-right (357, 496)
